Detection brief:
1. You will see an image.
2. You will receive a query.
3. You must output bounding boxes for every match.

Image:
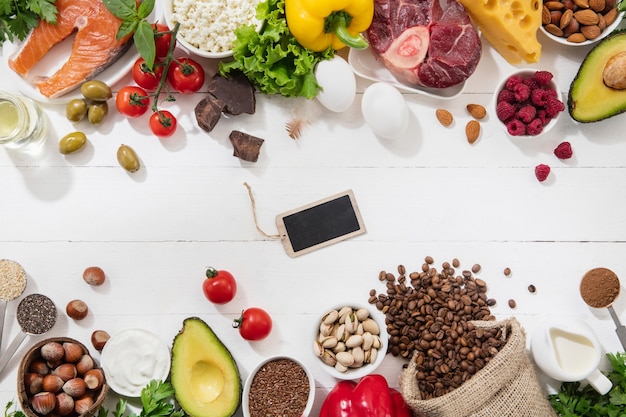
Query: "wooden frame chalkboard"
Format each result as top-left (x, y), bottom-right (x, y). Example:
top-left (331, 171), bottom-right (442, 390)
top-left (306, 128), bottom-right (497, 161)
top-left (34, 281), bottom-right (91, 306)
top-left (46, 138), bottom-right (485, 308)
top-left (275, 190), bottom-right (366, 257)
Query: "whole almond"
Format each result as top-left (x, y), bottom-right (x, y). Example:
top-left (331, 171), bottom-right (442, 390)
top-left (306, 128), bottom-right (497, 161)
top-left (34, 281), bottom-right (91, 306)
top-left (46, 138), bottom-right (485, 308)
top-left (567, 32), bottom-right (587, 42)
top-left (589, 0), bottom-right (605, 12)
top-left (574, 0), bottom-right (589, 8)
top-left (560, 9), bottom-right (573, 29)
top-left (574, 9), bottom-right (599, 25)
top-left (465, 120), bottom-right (480, 144)
top-left (604, 7), bottom-right (618, 25)
top-left (581, 24), bottom-right (601, 39)
top-left (466, 104), bottom-right (487, 119)
top-left (435, 109), bottom-right (453, 126)
top-left (598, 13), bottom-right (606, 31)
top-left (545, 1), bottom-right (565, 9)
top-left (542, 6), bottom-right (551, 24)
top-left (545, 23), bottom-right (564, 37)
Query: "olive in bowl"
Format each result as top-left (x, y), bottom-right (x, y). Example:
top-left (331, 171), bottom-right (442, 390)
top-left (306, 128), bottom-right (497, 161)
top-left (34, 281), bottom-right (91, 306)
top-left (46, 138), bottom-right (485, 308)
top-left (18, 337), bottom-right (108, 417)
top-left (493, 69), bottom-right (565, 138)
top-left (313, 304), bottom-right (388, 380)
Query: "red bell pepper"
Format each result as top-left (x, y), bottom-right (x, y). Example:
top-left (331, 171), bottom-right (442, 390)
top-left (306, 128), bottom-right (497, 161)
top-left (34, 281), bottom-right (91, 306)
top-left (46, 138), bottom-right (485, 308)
top-left (319, 374), bottom-right (414, 417)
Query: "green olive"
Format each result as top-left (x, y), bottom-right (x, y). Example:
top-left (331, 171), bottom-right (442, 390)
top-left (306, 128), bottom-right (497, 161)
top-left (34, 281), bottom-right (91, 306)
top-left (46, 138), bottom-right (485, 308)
top-left (117, 144), bottom-right (140, 173)
top-left (81, 80), bottom-right (112, 102)
top-left (66, 99), bottom-right (88, 123)
top-left (88, 102), bottom-right (108, 126)
top-left (58, 131), bottom-right (87, 155)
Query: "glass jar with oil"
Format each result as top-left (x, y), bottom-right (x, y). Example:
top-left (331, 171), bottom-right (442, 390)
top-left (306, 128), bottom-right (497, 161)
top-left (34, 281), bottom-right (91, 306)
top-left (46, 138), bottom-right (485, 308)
top-left (0, 92), bottom-right (46, 150)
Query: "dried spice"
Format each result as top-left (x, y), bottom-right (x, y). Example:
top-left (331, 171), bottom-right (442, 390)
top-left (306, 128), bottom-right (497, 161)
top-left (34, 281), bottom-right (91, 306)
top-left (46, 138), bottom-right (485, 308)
top-left (248, 358), bottom-right (309, 417)
top-left (0, 259), bottom-right (27, 301)
top-left (17, 294), bottom-right (57, 334)
top-left (580, 267), bottom-right (620, 308)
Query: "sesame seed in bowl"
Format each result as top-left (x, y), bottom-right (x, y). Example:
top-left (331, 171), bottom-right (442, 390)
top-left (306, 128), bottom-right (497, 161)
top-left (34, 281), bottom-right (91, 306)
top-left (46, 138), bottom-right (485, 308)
top-left (163, 0), bottom-right (264, 59)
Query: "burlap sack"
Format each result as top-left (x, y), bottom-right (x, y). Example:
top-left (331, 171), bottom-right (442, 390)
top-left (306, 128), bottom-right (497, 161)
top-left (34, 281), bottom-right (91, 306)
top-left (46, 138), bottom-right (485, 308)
top-left (400, 317), bottom-right (557, 417)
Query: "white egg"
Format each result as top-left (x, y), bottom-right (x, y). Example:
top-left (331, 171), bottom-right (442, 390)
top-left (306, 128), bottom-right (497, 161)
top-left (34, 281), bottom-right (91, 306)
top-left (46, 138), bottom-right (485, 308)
top-left (315, 56), bottom-right (356, 113)
top-left (361, 82), bottom-right (409, 139)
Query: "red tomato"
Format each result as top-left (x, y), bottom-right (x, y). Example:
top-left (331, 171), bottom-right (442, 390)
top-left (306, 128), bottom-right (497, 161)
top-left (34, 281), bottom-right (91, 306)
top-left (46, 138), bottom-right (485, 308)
top-left (115, 86), bottom-right (149, 118)
top-left (152, 23), bottom-right (175, 58)
top-left (132, 57), bottom-right (164, 91)
top-left (167, 58), bottom-right (205, 94)
top-left (233, 308), bottom-right (272, 341)
top-left (149, 110), bottom-right (177, 137)
top-left (202, 267), bottom-right (237, 304)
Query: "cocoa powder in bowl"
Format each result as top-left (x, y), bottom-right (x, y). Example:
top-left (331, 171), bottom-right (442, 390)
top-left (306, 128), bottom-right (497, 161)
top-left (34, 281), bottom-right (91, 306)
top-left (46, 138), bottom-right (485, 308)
top-left (580, 267), bottom-right (621, 308)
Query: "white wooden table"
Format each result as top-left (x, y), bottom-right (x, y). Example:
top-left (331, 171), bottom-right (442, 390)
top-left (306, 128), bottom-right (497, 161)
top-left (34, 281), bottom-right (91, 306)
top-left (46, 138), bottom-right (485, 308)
top-left (2, 20), bottom-right (626, 415)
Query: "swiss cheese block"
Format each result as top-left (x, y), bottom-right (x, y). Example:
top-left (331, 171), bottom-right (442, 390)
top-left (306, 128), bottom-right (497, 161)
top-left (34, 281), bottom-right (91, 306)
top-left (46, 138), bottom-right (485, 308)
top-left (458, 0), bottom-right (542, 64)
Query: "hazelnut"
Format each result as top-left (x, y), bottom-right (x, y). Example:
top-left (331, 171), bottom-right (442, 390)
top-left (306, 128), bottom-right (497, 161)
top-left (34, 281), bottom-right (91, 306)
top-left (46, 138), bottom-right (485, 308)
top-left (73, 395), bottom-right (94, 415)
top-left (42, 374), bottom-right (65, 393)
top-left (40, 342), bottom-right (65, 365)
top-left (28, 359), bottom-right (50, 376)
top-left (62, 378), bottom-right (87, 398)
top-left (90, 330), bottom-right (110, 351)
top-left (31, 392), bottom-right (56, 415)
top-left (66, 300), bottom-right (88, 320)
top-left (82, 266), bottom-right (105, 286)
top-left (54, 393), bottom-right (74, 416)
top-left (63, 342), bottom-right (84, 363)
top-left (52, 363), bottom-right (77, 382)
top-left (83, 369), bottom-right (104, 390)
top-left (24, 373), bottom-right (44, 395)
top-left (75, 354), bottom-right (94, 375)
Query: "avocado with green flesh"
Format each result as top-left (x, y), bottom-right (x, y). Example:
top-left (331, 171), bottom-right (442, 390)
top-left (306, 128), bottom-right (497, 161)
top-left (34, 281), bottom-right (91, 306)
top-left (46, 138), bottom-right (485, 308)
top-left (568, 30), bottom-right (626, 123)
top-left (171, 317), bottom-right (241, 417)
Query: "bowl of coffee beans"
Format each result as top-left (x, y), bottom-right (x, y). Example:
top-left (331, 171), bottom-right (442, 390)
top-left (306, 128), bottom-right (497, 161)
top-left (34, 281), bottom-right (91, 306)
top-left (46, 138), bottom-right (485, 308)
top-left (242, 355), bottom-right (315, 417)
top-left (313, 304), bottom-right (388, 380)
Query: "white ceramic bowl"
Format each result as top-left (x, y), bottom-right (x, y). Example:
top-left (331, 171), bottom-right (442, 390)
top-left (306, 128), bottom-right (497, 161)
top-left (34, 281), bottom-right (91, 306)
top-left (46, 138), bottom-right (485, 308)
top-left (540, 9), bottom-right (625, 47)
top-left (100, 328), bottom-right (171, 397)
top-left (492, 69), bottom-right (564, 139)
top-left (313, 304), bottom-right (388, 380)
top-left (242, 355), bottom-right (315, 417)
top-left (163, 0), bottom-right (263, 59)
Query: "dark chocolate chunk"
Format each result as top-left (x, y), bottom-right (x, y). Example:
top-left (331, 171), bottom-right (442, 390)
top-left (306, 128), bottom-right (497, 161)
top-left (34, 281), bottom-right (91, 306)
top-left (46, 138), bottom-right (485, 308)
top-left (195, 96), bottom-right (226, 132)
top-left (207, 72), bottom-right (256, 115)
top-left (229, 130), bottom-right (264, 162)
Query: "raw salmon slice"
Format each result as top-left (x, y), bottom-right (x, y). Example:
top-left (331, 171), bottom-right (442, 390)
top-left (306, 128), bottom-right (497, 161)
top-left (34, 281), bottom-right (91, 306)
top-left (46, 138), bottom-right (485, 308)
top-left (8, 0), bottom-right (132, 98)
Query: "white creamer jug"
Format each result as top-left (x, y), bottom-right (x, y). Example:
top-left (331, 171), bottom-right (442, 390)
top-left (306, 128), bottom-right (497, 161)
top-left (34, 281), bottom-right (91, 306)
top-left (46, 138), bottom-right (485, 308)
top-left (530, 319), bottom-right (612, 394)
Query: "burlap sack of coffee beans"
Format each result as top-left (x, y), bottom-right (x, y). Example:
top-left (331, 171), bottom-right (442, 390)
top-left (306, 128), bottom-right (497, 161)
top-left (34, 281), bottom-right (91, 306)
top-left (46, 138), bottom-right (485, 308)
top-left (400, 318), bottom-right (557, 417)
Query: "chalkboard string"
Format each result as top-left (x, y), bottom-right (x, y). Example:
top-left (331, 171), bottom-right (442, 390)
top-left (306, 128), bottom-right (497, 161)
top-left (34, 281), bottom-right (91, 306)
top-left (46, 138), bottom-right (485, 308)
top-left (243, 182), bottom-right (283, 240)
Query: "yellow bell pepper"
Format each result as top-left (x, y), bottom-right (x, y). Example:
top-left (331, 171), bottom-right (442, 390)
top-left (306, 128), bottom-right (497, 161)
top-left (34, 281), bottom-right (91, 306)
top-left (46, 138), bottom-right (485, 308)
top-left (285, 0), bottom-right (374, 52)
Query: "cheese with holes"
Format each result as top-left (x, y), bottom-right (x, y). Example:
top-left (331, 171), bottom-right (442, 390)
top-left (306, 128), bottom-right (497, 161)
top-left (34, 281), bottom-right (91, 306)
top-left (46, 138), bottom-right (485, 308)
top-left (458, 0), bottom-right (542, 64)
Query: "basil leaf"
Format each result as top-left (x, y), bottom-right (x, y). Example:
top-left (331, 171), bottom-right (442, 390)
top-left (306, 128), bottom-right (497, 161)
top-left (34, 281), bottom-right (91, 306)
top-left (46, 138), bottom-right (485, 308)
top-left (137, 0), bottom-right (155, 19)
top-left (116, 19), bottom-right (138, 41)
top-left (134, 20), bottom-right (156, 69)
top-left (103, 0), bottom-right (137, 20)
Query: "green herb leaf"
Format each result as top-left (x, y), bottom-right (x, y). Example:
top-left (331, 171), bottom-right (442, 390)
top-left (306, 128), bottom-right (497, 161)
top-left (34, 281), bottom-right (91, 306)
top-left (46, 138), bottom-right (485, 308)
top-left (137, 0), bottom-right (156, 19)
top-left (103, 0), bottom-right (138, 20)
top-left (117, 19), bottom-right (139, 40)
top-left (0, 0), bottom-right (58, 42)
top-left (134, 20), bottom-right (156, 69)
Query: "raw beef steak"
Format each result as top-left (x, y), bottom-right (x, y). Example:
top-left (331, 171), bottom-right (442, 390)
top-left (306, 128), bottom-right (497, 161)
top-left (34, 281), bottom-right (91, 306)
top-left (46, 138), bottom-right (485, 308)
top-left (367, 0), bottom-right (481, 88)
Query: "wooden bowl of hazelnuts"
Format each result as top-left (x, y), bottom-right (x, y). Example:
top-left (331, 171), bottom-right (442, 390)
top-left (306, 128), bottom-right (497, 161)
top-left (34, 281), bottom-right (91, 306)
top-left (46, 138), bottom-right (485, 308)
top-left (17, 337), bottom-right (108, 417)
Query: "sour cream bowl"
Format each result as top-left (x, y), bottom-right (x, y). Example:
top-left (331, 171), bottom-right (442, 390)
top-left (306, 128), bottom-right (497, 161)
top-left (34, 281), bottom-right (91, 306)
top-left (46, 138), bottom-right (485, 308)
top-left (163, 0), bottom-right (264, 59)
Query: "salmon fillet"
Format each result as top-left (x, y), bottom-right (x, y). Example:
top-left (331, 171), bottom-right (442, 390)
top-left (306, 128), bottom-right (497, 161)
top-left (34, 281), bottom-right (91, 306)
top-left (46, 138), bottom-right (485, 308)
top-left (8, 0), bottom-right (132, 98)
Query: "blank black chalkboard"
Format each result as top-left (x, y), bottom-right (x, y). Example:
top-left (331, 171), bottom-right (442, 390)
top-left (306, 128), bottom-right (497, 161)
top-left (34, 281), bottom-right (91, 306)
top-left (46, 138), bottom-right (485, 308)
top-left (275, 190), bottom-right (366, 257)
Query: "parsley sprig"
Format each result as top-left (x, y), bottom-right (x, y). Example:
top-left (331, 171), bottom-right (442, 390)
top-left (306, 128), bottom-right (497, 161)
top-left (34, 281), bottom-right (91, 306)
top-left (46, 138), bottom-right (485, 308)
top-left (0, 0), bottom-right (58, 42)
top-left (98, 380), bottom-right (187, 417)
top-left (549, 352), bottom-right (626, 416)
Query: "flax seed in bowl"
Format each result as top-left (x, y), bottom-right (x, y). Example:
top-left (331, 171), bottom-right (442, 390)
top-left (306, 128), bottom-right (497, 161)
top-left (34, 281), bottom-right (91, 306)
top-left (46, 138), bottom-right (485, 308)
top-left (243, 356), bottom-right (315, 417)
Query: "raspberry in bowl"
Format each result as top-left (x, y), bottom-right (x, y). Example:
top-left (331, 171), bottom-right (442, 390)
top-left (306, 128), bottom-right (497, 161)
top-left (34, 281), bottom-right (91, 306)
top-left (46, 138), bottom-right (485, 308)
top-left (493, 69), bottom-right (565, 138)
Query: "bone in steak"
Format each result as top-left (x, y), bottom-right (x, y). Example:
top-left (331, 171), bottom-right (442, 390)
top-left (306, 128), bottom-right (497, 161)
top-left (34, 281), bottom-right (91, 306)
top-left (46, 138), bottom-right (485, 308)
top-left (367, 0), bottom-right (481, 89)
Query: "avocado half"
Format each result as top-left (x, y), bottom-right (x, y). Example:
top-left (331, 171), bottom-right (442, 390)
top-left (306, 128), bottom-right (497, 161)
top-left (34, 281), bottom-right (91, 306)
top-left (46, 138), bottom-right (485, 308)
top-left (568, 30), bottom-right (626, 123)
top-left (171, 317), bottom-right (241, 417)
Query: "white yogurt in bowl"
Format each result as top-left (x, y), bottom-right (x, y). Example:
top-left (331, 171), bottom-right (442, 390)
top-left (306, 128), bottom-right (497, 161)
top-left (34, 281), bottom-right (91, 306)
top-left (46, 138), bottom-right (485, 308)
top-left (101, 328), bottom-right (171, 397)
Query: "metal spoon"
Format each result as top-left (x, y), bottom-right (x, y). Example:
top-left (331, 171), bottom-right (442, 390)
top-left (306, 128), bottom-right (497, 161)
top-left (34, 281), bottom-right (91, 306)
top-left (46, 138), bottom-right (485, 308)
top-left (0, 260), bottom-right (28, 353)
top-left (580, 267), bottom-right (626, 350)
top-left (0, 293), bottom-right (57, 379)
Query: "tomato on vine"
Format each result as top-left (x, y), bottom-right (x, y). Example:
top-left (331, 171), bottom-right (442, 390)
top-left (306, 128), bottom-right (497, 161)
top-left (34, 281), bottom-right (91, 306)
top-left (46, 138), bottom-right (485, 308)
top-left (149, 110), bottom-right (177, 137)
top-left (202, 267), bottom-right (237, 304)
top-left (152, 23), bottom-right (176, 58)
top-left (167, 57), bottom-right (205, 94)
top-left (233, 308), bottom-right (272, 341)
top-left (116, 86), bottom-right (149, 118)
top-left (132, 57), bottom-right (164, 91)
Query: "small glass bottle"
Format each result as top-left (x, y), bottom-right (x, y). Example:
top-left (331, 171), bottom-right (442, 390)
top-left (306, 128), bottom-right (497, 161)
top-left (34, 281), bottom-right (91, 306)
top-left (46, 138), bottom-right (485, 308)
top-left (0, 92), bottom-right (47, 150)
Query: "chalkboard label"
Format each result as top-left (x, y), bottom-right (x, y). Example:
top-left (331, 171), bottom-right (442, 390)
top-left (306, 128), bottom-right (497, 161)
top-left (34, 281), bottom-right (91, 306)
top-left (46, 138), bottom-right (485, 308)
top-left (275, 190), bottom-right (366, 257)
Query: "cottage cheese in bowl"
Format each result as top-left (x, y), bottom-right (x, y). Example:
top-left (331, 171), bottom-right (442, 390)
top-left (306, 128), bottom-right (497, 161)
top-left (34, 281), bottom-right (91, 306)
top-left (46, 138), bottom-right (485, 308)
top-left (164, 0), bottom-right (263, 58)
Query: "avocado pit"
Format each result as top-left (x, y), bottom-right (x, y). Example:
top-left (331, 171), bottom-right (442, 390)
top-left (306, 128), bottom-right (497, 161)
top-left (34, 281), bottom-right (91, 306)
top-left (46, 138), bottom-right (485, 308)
top-left (603, 51), bottom-right (626, 90)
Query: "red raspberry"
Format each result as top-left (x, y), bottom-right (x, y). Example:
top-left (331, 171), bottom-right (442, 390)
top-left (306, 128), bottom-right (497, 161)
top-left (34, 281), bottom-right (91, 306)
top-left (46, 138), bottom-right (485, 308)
top-left (506, 119), bottom-right (526, 136)
top-left (535, 164), bottom-right (551, 182)
top-left (526, 118), bottom-right (544, 136)
top-left (554, 141), bottom-right (573, 159)
top-left (497, 89), bottom-right (516, 104)
top-left (546, 97), bottom-right (565, 118)
top-left (517, 104), bottom-right (537, 123)
top-left (505, 75), bottom-right (523, 90)
top-left (531, 88), bottom-right (549, 107)
top-left (496, 101), bottom-right (516, 122)
top-left (513, 83), bottom-right (531, 102)
top-left (523, 78), bottom-right (539, 90)
top-left (533, 70), bottom-right (553, 86)
top-left (536, 109), bottom-right (550, 126)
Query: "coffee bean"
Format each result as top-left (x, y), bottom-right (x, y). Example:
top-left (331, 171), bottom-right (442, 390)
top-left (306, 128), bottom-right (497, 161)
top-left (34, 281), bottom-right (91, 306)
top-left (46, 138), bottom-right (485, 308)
top-left (503, 267), bottom-right (511, 276)
top-left (528, 284), bottom-right (536, 293)
top-left (508, 299), bottom-right (517, 308)
top-left (471, 263), bottom-right (481, 273)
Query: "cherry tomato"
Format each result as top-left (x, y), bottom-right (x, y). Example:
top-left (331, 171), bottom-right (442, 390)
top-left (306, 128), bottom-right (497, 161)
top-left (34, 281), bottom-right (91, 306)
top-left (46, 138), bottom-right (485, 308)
top-left (152, 23), bottom-right (175, 58)
top-left (167, 58), bottom-right (205, 94)
top-left (149, 110), bottom-right (177, 138)
top-left (132, 57), bottom-right (164, 91)
top-left (233, 308), bottom-right (272, 341)
top-left (115, 86), bottom-right (149, 118)
top-left (202, 267), bottom-right (237, 304)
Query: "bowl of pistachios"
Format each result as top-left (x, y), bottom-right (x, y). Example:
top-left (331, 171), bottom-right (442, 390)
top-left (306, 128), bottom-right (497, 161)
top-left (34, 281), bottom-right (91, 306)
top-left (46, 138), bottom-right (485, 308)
top-left (312, 304), bottom-right (388, 380)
